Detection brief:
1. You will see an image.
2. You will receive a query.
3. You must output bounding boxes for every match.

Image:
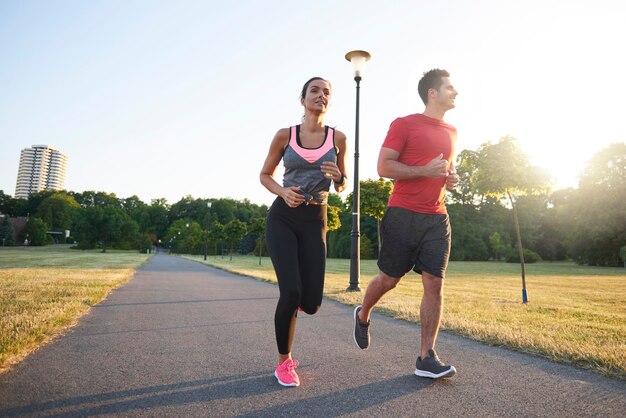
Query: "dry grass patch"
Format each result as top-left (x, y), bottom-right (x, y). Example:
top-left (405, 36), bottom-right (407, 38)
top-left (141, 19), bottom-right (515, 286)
top-left (185, 255), bottom-right (626, 380)
top-left (0, 247), bottom-right (149, 373)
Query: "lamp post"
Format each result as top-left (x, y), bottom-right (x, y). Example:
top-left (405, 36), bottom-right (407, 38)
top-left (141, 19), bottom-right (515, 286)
top-left (345, 49), bottom-right (371, 292)
top-left (204, 202), bottom-right (212, 260)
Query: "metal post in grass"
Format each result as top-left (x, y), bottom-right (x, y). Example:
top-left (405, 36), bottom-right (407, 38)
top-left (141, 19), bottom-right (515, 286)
top-left (204, 202), bottom-right (212, 261)
top-left (512, 201), bottom-right (528, 303)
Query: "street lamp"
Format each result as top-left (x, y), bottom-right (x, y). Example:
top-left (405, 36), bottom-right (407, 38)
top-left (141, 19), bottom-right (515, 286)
top-left (345, 49), bottom-right (371, 292)
top-left (204, 201), bottom-right (212, 260)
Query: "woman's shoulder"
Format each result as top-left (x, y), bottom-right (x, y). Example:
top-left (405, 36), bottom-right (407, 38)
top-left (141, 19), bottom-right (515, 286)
top-left (332, 127), bottom-right (347, 142)
top-left (272, 127), bottom-right (292, 144)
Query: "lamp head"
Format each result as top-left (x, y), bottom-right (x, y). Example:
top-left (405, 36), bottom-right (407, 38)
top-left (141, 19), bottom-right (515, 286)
top-left (345, 50), bottom-right (371, 78)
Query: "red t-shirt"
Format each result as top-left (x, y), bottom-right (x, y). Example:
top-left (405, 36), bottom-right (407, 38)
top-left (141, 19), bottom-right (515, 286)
top-left (382, 114), bottom-right (457, 214)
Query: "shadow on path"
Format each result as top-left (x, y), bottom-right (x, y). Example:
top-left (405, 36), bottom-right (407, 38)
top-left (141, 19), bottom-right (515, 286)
top-left (0, 373), bottom-right (434, 417)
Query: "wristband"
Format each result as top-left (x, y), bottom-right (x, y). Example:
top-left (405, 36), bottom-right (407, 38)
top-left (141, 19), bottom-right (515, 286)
top-left (337, 173), bottom-right (345, 186)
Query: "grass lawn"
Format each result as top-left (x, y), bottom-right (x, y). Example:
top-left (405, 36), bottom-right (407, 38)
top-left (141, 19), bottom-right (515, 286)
top-left (0, 246), bottom-right (150, 373)
top-left (183, 254), bottom-right (626, 381)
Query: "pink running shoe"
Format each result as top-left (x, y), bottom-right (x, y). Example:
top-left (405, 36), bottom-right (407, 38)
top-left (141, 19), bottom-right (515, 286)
top-left (274, 358), bottom-right (300, 387)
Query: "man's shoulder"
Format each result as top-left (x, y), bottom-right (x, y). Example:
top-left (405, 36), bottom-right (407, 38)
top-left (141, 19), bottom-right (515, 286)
top-left (388, 114), bottom-right (419, 130)
top-left (394, 113), bottom-right (421, 123)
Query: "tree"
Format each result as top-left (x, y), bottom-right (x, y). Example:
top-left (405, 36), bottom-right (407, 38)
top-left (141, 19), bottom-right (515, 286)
top-left (121, 195), bottom-right (146, 216)
top-left (169, 196), bottom-right (208, 225)
top-left (326, 205), bottom-right (342, 256)
top-left (249, 217), bottom-right (266, 264)
top-left (489, 232), bottom-right (503, 261)
top-left (24, 190), bottom-right (56, 217)
top-left (164, 219), bottom-right (203, 254)
top-left (223, 219), bottom-right (247, 260)
top-left (473, 136), bottom-right (551, 303)
top-left (358, 179), bottom-right (392, 251)
top-left (73, 205), bottom-right (141, 252)
top-left (0, 216), bottom-right (16, 246)
top-left (447, 149), bottom-right (482, 206)
top-left (23, 217), bottom-right (48, 246)
top-left (69, 191), bottom-right (120, 208)
top-left (209, 222), bottom-right (224, 257)
top-left (35, 192), bottom-right (79, 232)
top-left (136, 203), bottom-right (170, 243)
top-left (565, 143), bottom-right (626, 265)
top-left (0, 194), bottom-right (28, 217)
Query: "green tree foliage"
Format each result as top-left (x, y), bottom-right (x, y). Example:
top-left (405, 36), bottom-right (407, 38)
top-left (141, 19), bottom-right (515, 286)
top-left (327, 193), bottom-right (346, 210)
top-left (447, 204), bottom-right (491, 261)
top-left (223, 219), bottom-right (247, 260)
top-left (135, 201), bottom-right (170, 243)
top-left (169, 196), bottom-right (207, 225)
top-left (474, 137), bottom-right (550, 198)
top-left (209, 222), bottom-right (224, 256)
top-left (564, 143), bottom-right (626, 265)
top-left (0, 190), bottom-right (10, 212)
top-left (23, 217), bottom-right (49, 246)
top-left (0, 216), bottom-right (16, 246)
top-left (326, 205), bottom-right (342, 257)
top-left (0, 193), bottom-right (28, 217)
top-left (164, 219), bottom-right (204, 254)
top-left (69, 191), bottom-right (120, 208)
top-left (327, 206), bottom-right (342, 233)
top-left (506, 248), bottom-right (542, 264)
top-left (472, 136), bottom-right (550, 299)
top-left (447, 149), bottom-right (482, 206)
top-left (121, 195), bottom-right (145, 216)
top-left (351, 178), bottom-right (393, 251)
top-left (73, 205), bottom-right (141, 252)
top-left (472, 137), bottom-right (550, 252)
top-left (35, 192), bottom-right (79, 232)
top-left (360, 234), bottom-right (376, 259)
top-left (24, 190), bottom-right (56, 217)
top-left (249, 217), bottom-right (267, 261)
top-left (489, 232), bottom-right (503, 261)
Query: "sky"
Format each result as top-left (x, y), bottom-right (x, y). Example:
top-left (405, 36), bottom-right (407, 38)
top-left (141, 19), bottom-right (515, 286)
top-left (1, 0), bottom-right (625, 207)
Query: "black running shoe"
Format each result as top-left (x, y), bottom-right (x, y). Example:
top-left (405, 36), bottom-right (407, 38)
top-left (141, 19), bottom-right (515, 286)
top-left (353, 305), bottom-right (370, 349)
top-left (415, 349), bottom-right (456, 379)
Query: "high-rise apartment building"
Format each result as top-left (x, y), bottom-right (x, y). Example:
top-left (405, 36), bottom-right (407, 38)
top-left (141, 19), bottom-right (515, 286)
top-left (14, 145), bottom-right (68, 199)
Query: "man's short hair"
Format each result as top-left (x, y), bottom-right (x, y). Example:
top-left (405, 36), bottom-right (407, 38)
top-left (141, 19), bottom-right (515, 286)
top-left (418, 69), bottom-right (450, 105)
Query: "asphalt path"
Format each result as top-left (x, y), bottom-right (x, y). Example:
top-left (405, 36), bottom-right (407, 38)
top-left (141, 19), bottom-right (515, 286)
top-left (1, 253), bottom-right (624, 417)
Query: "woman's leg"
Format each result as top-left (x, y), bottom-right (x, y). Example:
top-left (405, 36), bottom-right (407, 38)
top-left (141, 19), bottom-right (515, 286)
top-left (266, 210), bottom-right (301, 359)
top-left (298, 216), bottom-right (326, 315)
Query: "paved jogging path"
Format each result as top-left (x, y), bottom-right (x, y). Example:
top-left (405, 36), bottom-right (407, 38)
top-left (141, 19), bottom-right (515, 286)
top-left (1, 253), bottom-right (624, 417)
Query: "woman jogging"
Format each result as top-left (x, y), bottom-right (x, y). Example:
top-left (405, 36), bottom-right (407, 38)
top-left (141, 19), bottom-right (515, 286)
top-left (260, 77), bottom-right (347, 387)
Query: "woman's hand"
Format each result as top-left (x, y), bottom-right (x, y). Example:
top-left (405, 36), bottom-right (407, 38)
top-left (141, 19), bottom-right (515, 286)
top-left (320, 161), bottom-right (342, 183)
top-left (281, 186), bottom-right (305, 208)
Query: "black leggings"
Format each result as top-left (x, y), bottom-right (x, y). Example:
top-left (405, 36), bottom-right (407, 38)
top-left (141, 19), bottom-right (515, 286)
top-left (266, 197), bottom-right (327, 355)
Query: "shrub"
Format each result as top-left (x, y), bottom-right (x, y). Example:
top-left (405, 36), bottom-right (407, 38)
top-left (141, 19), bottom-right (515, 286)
top-left (506, 248), bottom-right (542, 263)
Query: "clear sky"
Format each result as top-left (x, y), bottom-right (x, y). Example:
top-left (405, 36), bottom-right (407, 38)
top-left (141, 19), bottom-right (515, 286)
top-left (1, 0), bottom-right (624, 207)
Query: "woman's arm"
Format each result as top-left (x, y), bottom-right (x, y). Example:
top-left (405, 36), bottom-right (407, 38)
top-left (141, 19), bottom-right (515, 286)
top-left (329, 130), bottom-right (348, 193)
top-left (260, 128), bottom-right (305, 207)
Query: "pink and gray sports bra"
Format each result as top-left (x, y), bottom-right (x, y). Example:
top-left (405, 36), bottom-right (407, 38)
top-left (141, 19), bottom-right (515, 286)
top-left (282, 125), bottom-right (337, 205)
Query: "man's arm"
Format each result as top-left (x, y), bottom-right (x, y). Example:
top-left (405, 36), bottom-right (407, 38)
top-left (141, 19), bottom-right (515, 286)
top-left (446, 161), bottom-right (459, 189)
top-left (377, 147), bottom-right (449, 180)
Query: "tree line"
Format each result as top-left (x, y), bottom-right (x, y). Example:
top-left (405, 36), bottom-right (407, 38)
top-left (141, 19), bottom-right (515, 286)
top-left (1, 138), bottom-right (624, 266)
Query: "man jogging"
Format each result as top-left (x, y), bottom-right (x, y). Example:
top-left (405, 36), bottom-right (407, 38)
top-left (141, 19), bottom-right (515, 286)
top-left (353, 69), bottom-right (459, 379)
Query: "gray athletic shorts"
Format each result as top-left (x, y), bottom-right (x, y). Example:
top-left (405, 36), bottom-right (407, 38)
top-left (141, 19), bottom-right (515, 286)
top-left (377, 207), bottom-right (451, 279)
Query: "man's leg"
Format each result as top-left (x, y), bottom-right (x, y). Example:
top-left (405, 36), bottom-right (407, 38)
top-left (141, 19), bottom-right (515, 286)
top-left (353, 271), bottom-right (401, 349)
top-left (419, 271), bottom-right (443, 359)
top-left (358, 271), bottom-right (401, 323)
